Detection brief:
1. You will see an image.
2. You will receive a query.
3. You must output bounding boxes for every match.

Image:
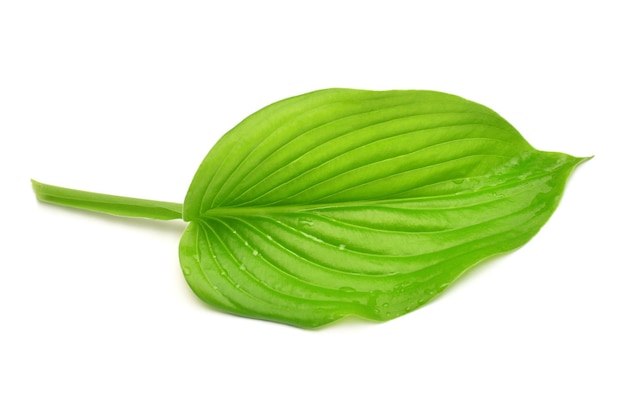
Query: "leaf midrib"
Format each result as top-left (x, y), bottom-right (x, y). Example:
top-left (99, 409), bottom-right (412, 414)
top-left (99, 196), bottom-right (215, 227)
top-left (193, 161), bottom-right (575, 222)
top-left (196, 184), bottom-right (521, 220)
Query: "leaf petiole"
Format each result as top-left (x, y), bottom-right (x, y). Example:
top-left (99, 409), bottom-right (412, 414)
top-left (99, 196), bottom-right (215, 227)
top-left (31, 179), bottom-right (183, 220)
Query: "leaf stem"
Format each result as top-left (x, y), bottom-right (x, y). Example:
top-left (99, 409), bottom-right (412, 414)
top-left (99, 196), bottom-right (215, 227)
top-left (31, 180), bottom-right (183, 220)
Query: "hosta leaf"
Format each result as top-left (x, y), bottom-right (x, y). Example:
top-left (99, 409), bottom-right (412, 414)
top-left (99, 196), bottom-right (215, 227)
top-left (178, 89), bottom-right (586, 328)
top-left (32, 88), bottom-right (587, 328)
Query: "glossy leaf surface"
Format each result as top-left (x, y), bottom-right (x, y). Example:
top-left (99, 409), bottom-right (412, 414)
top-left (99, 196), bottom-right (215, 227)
top-left (179, 89), bottom-right (586, 328)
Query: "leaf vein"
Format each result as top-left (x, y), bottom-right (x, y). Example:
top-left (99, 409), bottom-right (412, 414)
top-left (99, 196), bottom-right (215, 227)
top-left (230, 122), bottom-right (517, 207)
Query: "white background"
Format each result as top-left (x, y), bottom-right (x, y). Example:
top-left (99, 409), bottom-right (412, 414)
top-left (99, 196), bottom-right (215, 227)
top-left (1, 1), bottom-right (624, 418)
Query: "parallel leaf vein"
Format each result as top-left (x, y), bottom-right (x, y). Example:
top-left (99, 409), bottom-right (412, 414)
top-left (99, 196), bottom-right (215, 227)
top-left (228, 121), bottom-right (518, 208)
top-left (213, 94), bottom-right (423, 206)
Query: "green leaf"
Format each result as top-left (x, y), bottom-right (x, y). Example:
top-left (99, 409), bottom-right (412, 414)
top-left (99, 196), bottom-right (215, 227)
top-left (178, 89), bottom-right (587, 328)
top-left (32, 88), bottom-right (588, 328)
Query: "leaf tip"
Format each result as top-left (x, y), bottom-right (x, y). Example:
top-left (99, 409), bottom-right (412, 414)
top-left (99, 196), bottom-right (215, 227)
top-left (570, 155), bottom-right (594, 171)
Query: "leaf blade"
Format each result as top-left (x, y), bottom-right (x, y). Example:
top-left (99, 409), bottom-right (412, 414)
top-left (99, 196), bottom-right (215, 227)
top-left (180, 89), bottom-right (586, 328)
